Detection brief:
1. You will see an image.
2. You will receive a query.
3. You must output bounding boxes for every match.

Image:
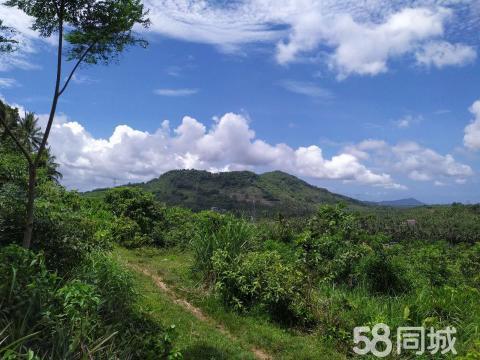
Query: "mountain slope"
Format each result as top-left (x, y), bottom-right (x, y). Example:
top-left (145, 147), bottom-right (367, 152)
top-left (376, 198), bottom-right (425, 207)
top-left (86, 169), bottom-right (364, 216)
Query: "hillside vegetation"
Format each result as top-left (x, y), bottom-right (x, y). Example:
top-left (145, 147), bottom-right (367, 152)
top-left (86, 169), bottom-right (365, 216)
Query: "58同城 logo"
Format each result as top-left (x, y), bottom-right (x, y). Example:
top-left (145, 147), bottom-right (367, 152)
top-left (353, 323), bottom-right (457, 357)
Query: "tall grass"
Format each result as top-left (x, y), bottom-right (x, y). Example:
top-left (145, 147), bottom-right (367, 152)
top-left (192, 214), bottom-right (258, 284)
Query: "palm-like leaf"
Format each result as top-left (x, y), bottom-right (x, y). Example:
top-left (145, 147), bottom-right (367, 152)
top-left (39, 147), bottom-right (63, 183)
top-left (19, 112), bottom-right (42, 151)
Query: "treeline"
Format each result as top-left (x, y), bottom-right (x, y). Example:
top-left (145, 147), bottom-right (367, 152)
top-left (357, 204), bottom-right (480, 244)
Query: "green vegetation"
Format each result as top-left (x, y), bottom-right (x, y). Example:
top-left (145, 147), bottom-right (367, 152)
top-left (85, 169), bottom-right (365, 216)
top-left (1, 0), bottom-right (149, 248)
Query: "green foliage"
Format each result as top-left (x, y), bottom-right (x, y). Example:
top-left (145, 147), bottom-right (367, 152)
top-left (75, 252), bottom-right (137, 319)
top-left (87, 169), bottom-right (365, 217)
top-left (111, 215), bottom-right (148, 248)
top-left (212, 250), bottom-right (311, 325)
top-left (30, 184), bottom-right (112, 272)
top-left (192, 213), bottom-right (257, 283)
top-left (0, 244), bottom-right (180, 358)
top-left (460, 243), bottom-right (480, 288)
top-left (104, 187), bottom-right (163, 231)
top-left (0, 245), bottom-right (58, 340)
top-left (6, 0), bottom-right (149, 63)
top-left (104, 187), bottom-right (164, 248)
top-left (153, 206), bottom-right (197, 248)
top-left (0, 19), bottom-right (17, 53)
top-left (359, 203), bottom-right (480, 244)
top-left (356, 250), bottom-right (411, 295)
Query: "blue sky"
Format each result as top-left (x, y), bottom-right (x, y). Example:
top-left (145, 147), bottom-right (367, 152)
top-left (1, 0), bottom-right (480, 203)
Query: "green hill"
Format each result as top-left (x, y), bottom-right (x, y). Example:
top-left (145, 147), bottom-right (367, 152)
top-left (85, 169), bottom-right (365, 216)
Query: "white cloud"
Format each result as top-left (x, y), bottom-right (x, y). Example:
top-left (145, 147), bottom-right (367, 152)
top-left (0, 78), bottom-right (19, 88)
top-left (279, 80), bottom-right (332, 99)
top-left (0, 5), bottom-right (43, 71)
top-left (464, 100), bottom-right (480, 151)
top-left (346, 139), bottom-right (473, 184)
top-left (32, 111), bottom-right (402, 191)
top-left (416, 41), bottom-right (477, 68)
top-left (70, 74), bottom-right (98, 85)
top-left (393, 114), bottom-right (422, 128)
top-left (154, 88), bottom-right (198, 97)
top-left (277, 7), bottom-right (451, 78)
top-left (2, 1), bottom-right (478, 77)
top-left (139, 1), bottom-right (477, 78)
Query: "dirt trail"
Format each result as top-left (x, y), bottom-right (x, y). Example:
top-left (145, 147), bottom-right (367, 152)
top-left (127, 263), bottom-right (272, 360)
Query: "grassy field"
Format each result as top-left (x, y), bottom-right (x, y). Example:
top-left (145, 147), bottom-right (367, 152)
top-left (115, 247), bottom-right (346, 360)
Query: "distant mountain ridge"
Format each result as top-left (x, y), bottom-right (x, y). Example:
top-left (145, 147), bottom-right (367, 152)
top-left (85, 170), bottom-right (425, 215)
top-left (375, 198), bottom-right (425, 207)
top-left (86, 169), bottom-right (365, 216)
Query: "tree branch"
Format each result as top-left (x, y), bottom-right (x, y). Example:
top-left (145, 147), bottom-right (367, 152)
top-left (58, 42), bottom-right (96, 97)
top-left (0, 114), bottom-right (33, 165)
top-left (34, 6), bottom-right (64, 168)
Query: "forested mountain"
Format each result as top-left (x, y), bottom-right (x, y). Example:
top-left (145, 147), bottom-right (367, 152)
top-left (375, 198), bottom-right (425, 207)
top-left (86, 169), bottom-right (365, 216)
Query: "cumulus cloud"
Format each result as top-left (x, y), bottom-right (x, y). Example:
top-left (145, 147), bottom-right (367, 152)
top-left (464, 100), bottom-right (480, 150)
top-left (278, 7), bottom-right (451, 78)
top-left (416, 41), bottom-right (477, 68)
top-left (346, 139), bottom-right (473, 184)
top-left (34, 112), bottom-right (402, 191)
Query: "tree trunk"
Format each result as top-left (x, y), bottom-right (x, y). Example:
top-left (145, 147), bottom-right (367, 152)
top-left (21, 11), bottom-right (64, 248)
top-left (22, 165), bottom-right (36, 248)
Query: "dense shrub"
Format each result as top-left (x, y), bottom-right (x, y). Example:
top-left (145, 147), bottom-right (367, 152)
top-left (0, 245), bottom-right (102, 358)
top-left (0, 245), bottom-right (179, 359)
top-left (75, 252), bottom-right (137, 319)
top-left (212, 249), bottom-right (311, 325)
top-left (111, 215), bottom-right (150, 248)
top-left (152, 207), bottom-right (196, 248)
top-left (356, 251), bottom-right (411, 295)
top-left (0, 244), bottom-right (58, 340)
top-left (460, 243), bottom-right (480, 288)
top-left (296, 205), bottom-right (413, 295)
top-left (104, 187), bottom-right (163, 231)
top-left (192, 213), bottom-right (258, 283)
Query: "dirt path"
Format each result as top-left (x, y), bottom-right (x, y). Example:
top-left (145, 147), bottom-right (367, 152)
top-left (127, 263), bottom-right (272, 360)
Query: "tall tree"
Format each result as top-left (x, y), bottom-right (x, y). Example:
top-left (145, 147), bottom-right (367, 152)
top-left (0, 0), bottom-right (149, 248)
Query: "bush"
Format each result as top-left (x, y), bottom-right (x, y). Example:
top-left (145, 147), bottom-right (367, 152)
top-left (212, 249), bottom-right (311, 325)
top-left (0, 245), bottom-right (58, 339)
top-left (0, 245), bottom-right (180, 358)
top-left (34, 210), bottom-right (103, 273)
top-left (111, 215), bottom-right (150, 248)
top-left (192, 213), bottom-right (257, 283)
top-left (356, 251), bottom-right (411, 295)
top-left (75, 252), bottom-right (137, 320)
top-left (460, 243), bottom-right (480, 288)
top-left (104, 187), bottom-right (163, 235)
top-left (152, 207), bottom-right (196, 248)
top-left (0, 245), bottom-right (103, 358)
